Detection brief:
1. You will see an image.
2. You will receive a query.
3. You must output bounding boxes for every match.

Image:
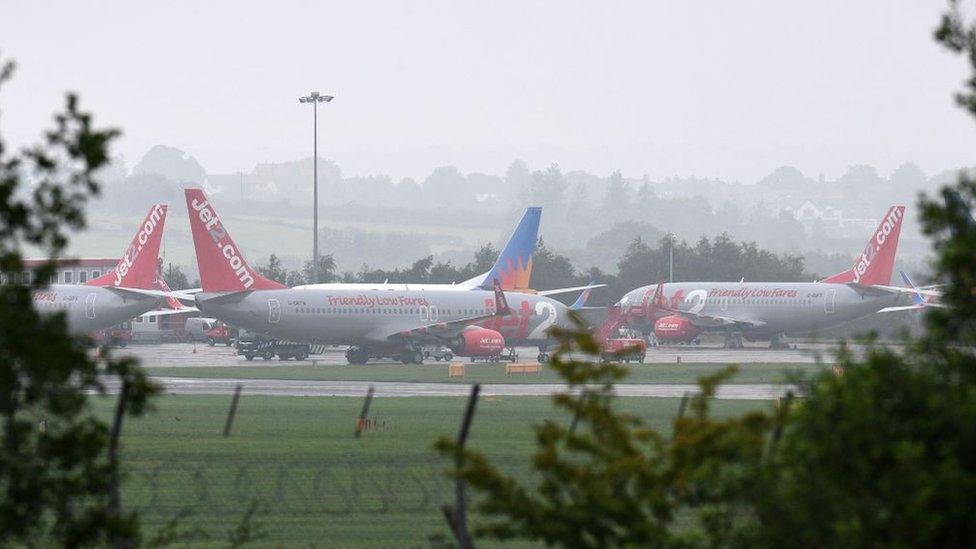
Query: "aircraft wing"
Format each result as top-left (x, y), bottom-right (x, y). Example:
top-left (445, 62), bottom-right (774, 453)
top-left (139, 307), bottom-right (200, 318)
top-left (171, 288), bottom-right (202, 298)
top-left (847, 282), bottom-right (942, 298)
top-left (382, 280), bottom-right (512, 342)
top-left (659, 306), bottom-right (766, 329)
top-left (878, 303), bottom-right (948, 313)
top-left (538, 283), bottom-right (607, 297)
top-left (106, 287), bottom-right (173, 300)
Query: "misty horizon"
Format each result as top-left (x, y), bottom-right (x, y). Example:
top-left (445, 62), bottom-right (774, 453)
top-left (2, 1), bottom-right (974, 183)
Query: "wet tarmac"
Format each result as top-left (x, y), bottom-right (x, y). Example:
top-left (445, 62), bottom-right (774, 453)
top-left (108, 341), bottom-right (857, 369)
top-left (101, 375), bottom-right (792, 400)
top-left (91, 341), bottom-right (866, 400)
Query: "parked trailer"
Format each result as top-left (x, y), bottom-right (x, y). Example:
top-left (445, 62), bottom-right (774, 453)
top-left (236, 333), bottom-right (310, 361)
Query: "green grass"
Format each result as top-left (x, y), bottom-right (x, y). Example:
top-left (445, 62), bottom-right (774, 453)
top-left (104, 395), bottom-right (771, 547)
top-left (145, 361), bottom-right (825, 385)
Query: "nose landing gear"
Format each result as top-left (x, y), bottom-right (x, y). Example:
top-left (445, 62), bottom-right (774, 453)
top-left (537, 346), bottom-right (550, 363)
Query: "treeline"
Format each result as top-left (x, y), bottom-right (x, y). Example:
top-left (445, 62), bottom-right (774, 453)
top-left (238, 234), bottom-right (809, 307)
top-left (92, 145), bottom-right (944, 274)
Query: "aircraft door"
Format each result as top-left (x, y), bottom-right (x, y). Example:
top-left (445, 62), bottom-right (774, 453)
top-left (268, 299), bottom-right (281, 324)
top-left (85, 293), bottom-right (96, 320)
top-left (824, 289), bottom-right (836, 315)
top-left (429, 306), bottom-right (438, 322)
top-left (419, 306), bottom-right (429, 322)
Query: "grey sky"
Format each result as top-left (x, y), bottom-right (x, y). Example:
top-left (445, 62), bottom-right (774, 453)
top-left (2, 1), bottom-right (973, 183)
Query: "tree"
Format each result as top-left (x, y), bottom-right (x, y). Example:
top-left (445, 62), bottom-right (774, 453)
top-left (600, 170), bottom-right (630, 213)
top-left (527, 238), bottom-right (578, 292)
top-left (434, 4), bottom-right (976, 546)
top-left (301, 254), bottom-right (337, 284)
top-left (255, 253), bottom-right (287, 285)
top-left (523, 164), bottom-right (568, 211)
top-left (424, 166), bottom-right (469, 206)
top-left (163, 263), bottom-right (190, 290)
top-left (436, 323), bottom-right (771, 547)
top-left (0, 56), bottom-right (158, 546)
top-left (131, 144), bottom-right (206, 184)
top-left (756, 165), bottom-right (813, 188)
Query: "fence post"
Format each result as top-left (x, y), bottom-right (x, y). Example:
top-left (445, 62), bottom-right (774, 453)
top-left (677, 391), bottom-right (690, 419)
top-left (223, 383), bottom-right (243, 437)
top-left (443, 384), bottom-right (481, 549)
top-left (766, 390), bottom-right (795, 460)
top-left (355, 385), bottom-right (375, 438)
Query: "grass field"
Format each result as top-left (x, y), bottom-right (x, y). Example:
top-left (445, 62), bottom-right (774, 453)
top-left (103, 394), bottom-right (772, 547)
top-left (145, 361), bottom-right (825, 385)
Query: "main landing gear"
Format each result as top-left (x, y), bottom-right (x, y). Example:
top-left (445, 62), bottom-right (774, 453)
top-left (723, 332), bottom-right (744, 349)
top-left (346, 347), bottom-right (369, 365)
top-left (768, 333), bottom-right (790, 350)
top-left (400, 349), bottom-right (424, 365)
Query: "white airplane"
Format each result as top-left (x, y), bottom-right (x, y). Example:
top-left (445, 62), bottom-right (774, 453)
top-left (608, 205), bottom-right (935, 347)
top-left (32, 204), bottom-right (175, 335)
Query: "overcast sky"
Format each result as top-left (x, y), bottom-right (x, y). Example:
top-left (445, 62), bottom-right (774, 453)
top-left (2, 1), bottom-right (974, 183)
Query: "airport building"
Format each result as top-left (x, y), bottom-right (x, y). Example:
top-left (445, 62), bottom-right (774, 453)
top-left (20, 257), bottom-right (118, 285)
top-left (20, 257), bottom-right (197, 341)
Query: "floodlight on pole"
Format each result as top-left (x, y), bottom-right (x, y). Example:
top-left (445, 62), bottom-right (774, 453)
top-left (297, 90), bottom-right (335, 283)
top-left (668, 232), bottom-right (675, 283)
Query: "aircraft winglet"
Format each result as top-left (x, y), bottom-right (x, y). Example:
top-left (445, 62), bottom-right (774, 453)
top-left (492, 278), bottom-right (511, 316)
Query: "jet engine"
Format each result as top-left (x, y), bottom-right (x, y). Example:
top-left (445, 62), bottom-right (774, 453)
top-left (653, 315), bottom-right (701, 343)
top-left (452, 326), bottom-right (505, 356)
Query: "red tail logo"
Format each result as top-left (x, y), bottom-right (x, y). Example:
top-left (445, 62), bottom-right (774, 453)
top-left (823, 205), bottom-right (905, 286)
top-left (184, 189), bottom-right (286, 292)
top-left (87, 204), bottom-right (168, 289)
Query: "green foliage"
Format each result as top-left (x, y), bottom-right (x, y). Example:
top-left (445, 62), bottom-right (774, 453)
top-left (755, 344), bottom-right (976, 547)
top-left (435, 6), bottom-right (976, 547)
top-left (0, 55), bottom-right (160, 546)
top-left (255, 253), bottom-right (287, 284)
top-left (254, 252), bottom-right (338, 286)
top-left (302, 254), bottom-right (338, 284)
top-left (162, 263), bottom-right (189, 290)
top-left (750, 7), bottom-right (976, 545)
top-left (436, 317), bottom-right (774, 547)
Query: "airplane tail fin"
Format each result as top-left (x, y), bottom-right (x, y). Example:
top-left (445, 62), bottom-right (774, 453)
top-left (569, 282), bottom-right (594, 311)
top-left (184, 188), bottom-right (287, 292)
top-left (468, 207), bottom-right (542, 291)
top-left (822, 205), bottom-right (906, 286)
top-left (900, 271), bottom-right (927, 306)
top-left (153, 269), bottom-right (188, 310)
top-left (87, 204), bottom-right (168, 289)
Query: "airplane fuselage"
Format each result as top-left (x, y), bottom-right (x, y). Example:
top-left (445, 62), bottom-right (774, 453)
top-left (195, 287), bottom-right (570, 348)
top-left (33, 285), bottom-right (161, 335)
top-left (618, 282), bottom-right (904, 338)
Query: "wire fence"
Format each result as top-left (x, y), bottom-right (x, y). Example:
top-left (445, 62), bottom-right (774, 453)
top-left (124, 456), bottom-right (531, 518)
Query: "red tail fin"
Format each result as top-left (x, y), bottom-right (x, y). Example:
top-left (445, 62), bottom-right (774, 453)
top-left (822, 205), bottom-right (906, 286)
top-left (184, 188), bottom-right (286, 292)
top-left (152, 272), bottom-right (186, 310)
top-left (87, 204), bottom-right (168, 289)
